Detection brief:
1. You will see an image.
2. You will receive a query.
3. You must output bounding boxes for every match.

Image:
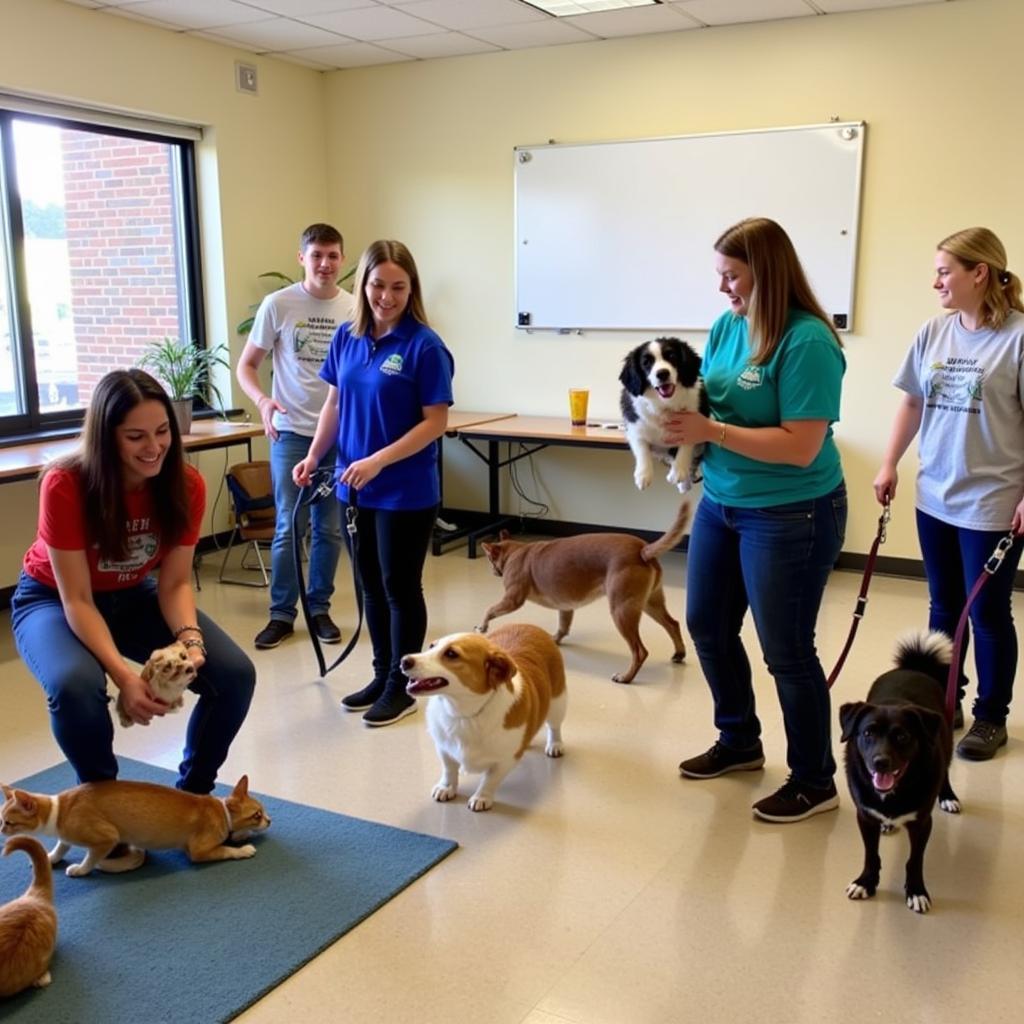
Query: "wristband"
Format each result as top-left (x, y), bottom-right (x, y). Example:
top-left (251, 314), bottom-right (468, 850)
top-left (181, 637), bottom-right (207, 657)
top-left (718, 422), bottom-right (727, 447)
top-left (173, 625), bottom-right (203, 639)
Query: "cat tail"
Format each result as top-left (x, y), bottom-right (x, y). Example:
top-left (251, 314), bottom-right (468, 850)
top-left (3, 836), bottom-right (54, 901)
top-left (641, 495), bottom-right (693, 562)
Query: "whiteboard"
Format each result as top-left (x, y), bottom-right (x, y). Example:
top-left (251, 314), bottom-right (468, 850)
top-left (514, 122), bottom-right (865, 332)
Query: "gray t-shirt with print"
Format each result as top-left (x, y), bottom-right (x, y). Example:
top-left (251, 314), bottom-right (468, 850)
top-left (248, 282), bottom-right (354, 436)
top-left (893, 309), bottom-right (1024, 530)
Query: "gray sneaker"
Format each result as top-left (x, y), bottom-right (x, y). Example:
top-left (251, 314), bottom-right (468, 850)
top-left (956, 719), bottom-right (1008, 761)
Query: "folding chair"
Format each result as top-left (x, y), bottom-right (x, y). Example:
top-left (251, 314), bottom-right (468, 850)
top-left (218, 461), bottom-right (275, 587)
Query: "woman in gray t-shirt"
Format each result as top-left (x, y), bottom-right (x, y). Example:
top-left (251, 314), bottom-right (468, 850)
top-left (874, 227), bottom-right (1024, 761)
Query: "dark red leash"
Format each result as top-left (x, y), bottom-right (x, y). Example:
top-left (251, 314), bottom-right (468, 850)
top-left (944, 532), bottom-right (1017, 724)
top-left (827, 497), bottom-right (891, 688)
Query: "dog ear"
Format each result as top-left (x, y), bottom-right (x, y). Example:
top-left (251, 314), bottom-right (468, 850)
top-left (486, 652), bottom-right (514, 688)
top-left (838, 701), bottom-right (869, 742)
top-left (619, 351), bottom-right (646, 397)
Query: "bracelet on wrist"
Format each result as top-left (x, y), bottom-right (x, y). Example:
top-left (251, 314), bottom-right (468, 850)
top-left (173, 625), bottom-right (203, 639)
top-left (181, 637), bottom-right (207, 657)
top-left (718, 421), bottom-right (727, 447)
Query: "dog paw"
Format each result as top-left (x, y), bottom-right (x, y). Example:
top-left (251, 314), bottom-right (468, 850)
top-left (431, 784), bottom-right (458, 802)
top-left (474, 623), bottom-right (488, 634)
top-left (611, 671), bottom-right (634, 684)
top-left (634, 469), bottom-right (652, 491)
top-left (666, 464), bottom-right (682, 485)
top-left (233, 844), bottom-right (257, 859)
top-left (675, 478), bottom-right (693, 494)
top-left (65, 863), bottom-right (92, 878)
top-left (880, 822), bottom-right (897, 835)
top-left (671, 650), bottom-right (686, 664)
top-left (906, 893), bottom-right (932, 914)
top-left (546, 740), bottom-right (564, 758)
top-left (33, 971), bottom-right (52, 989)
top-left (939, 797), bottom-right (961, 814)
top-left (467, 794), bottom-right (494, 812)
top-left (845, 882), bottom-right (874, 900)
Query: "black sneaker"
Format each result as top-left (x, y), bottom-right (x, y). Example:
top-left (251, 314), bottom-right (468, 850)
top-left (254, 620), bottom-right (294, 650)
top-left (341, 680), bottom-right (385, 712)
top-left (311, 613), bottom-right (342, 644)
top-left (752, 776), bottom-right (839, 823)
top-left (956, 719), bottom-right (1008, 761)
top-left (679, 740), bottom-right (765, 779)
top-left (362, 692), bottom-right (418, 727)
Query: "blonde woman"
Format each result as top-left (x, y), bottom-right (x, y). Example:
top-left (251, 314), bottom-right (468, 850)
top-left (874, 227), bottom-right (1024, 760)
top-left (665, 217), bottom-right (847, 823)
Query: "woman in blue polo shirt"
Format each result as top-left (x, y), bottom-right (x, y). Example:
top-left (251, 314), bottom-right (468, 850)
top-left (294, 240), bottom-right (454, 727)
top-left (664, 217), bottom-right (847, 823)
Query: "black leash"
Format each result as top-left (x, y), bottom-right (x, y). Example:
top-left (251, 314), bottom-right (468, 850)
top-left (293, 465), bottom-right (364, 678)
top-left (827, 496), bottom-right (891, 688)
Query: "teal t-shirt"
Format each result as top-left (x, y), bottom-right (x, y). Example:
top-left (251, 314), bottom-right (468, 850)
top-left (701, 309), bottom-right (845, 507)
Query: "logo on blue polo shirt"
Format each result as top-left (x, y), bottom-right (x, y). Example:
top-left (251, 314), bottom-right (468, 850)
top-left (381, 354), bottom-right (404, 376)
top-left (737, 366), bottom-right (763, 390)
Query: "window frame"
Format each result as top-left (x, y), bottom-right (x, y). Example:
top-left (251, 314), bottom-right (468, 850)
top-left (0, 105), bottom-right (208, 441)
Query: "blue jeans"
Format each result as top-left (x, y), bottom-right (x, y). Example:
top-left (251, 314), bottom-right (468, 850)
top-left (916, 510), bottom-right (1022, 725)
top-left (11, 573), bottom-right (256, 794)
top-left (270, 431), bottom-right (342, 623)
top-left (685, 485), bottom-right (847, 788)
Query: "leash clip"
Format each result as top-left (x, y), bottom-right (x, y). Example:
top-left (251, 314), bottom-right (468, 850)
top-left (345, 505), bottom-right (358, 537)
top-left (878, 496), bottom-right (891, 545)
top-left (984, 534), bottom-right (1015, 574)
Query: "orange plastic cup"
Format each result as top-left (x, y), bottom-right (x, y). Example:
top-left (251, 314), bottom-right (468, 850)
top-left (568, 388), bottom-right (589, 426)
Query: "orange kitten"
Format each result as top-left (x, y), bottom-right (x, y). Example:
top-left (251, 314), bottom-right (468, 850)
top-left (0, 776), bottom-right (269, 877)
top-left (0, 836), bottom-right (58, 998)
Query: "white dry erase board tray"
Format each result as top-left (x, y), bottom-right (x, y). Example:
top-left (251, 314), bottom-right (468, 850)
top-left (514, 122), bottom-right (865, 333)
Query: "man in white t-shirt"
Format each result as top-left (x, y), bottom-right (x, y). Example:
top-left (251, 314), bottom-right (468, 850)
top-left (236, 224), bottom-right (354, 649)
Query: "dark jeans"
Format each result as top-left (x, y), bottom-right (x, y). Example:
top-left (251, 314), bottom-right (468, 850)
top-left (11, 573), bottom-right (255, 793)
top-left (685, 484), bottom-right (847, 788)
top-left (916, 509), bottom-right (1022, 726)
top-left (347, 503), bottom-right (438, 698)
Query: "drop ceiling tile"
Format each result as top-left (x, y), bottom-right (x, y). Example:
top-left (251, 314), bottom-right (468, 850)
top-left (114, 0), bottom-right (272, 30)
top-left (198, 18), bottom-right (349, 50)
top-left (287, 40), bottom-right (413, 65)
top-left (671, 0), bottom-right (814, 27)
top-left (393, 0), bottom-right (548, 32)
top-left (563, 4), bottom-right (701, 37)
top-left (302, 6), bottom-right (444, 38)
top-left (381, 32), bottom-right (502, 58)
top-left (470, 19), bottom-right (598, 47)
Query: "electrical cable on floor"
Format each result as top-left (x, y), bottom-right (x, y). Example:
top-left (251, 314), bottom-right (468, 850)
top-left (508, 443), bottom-right (549, 519)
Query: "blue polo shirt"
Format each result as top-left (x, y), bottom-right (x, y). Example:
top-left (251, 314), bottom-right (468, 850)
top-left (320, 313), bottom-right (454, 510)
top-left (701, 309), bottom-right (845, 507)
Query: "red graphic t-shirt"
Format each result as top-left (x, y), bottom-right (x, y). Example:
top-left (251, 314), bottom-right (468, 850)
top-left (23, 464), bottom-right (205, 591)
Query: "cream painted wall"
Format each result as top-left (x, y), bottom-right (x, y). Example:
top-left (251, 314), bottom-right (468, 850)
top-left (324, 0), bottom-right (1022, 562)
top-left (0, 0), bottom-right (329, 587)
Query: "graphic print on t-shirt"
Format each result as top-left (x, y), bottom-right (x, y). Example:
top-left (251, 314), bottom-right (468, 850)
top-left (293, 316), bottom-right (338, 366)
top-left (381, 353), bottom-right (404, 376)
top-left (925, 356), bottom-right (983, 415)
top-left (97, 521), bottom-right (160, 583)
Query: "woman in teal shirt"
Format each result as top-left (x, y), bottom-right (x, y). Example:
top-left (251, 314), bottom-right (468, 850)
top-left (665, 217), bottom-right (847, 823)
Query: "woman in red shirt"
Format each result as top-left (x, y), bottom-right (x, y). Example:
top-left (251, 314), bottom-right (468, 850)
top-left (11, 369), bottom-right (255, 801)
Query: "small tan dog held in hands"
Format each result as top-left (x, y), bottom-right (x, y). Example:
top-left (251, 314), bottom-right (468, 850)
top-left (116, 640), bottom-right (196, 727)
top-left (402, 624), bottom-right (566, 812)
top-left (0, 776), bottom-right (269, 877)
top-left (478, 500), bottom-right (692, 684)
top-left (0, 836), bottom-right (58, 999)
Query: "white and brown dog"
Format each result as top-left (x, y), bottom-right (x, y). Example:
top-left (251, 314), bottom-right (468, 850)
top-left (401, 624), bottom-right (567, 812)
top-left (619, 336), bottom-right (708, 493)
top-left (116, 641), bottom-right (196, 727)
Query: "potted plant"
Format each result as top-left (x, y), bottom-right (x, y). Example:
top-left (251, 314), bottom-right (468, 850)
top-left (137, 337), bottom-right (230, 434)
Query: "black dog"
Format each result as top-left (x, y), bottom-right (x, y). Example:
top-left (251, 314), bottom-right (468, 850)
top-left (619, 337), bottom-right (708, 494)
top-left (839, 631), bottom-right (960, 913)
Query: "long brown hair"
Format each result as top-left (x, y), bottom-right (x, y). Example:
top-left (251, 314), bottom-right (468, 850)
top-left (937, 227), bottom-right (1024, 329)
top-left (48, 369), bottom-right (191, 561)
top-left (349, 240), bottom-right (430, 338)
top-left (715, 217), bottom-right (841, 364)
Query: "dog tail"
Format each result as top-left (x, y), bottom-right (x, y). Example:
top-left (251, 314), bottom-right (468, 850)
top-left (2, 836), bottom-right (54, 902)
top-left (893, 629), bottom-right (953, 686)
top-left (641, 496), bottom-right (693, 562)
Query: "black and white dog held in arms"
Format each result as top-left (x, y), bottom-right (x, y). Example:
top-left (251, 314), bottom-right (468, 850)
top-left (619, 337), bottom-right (709, 493)
top-left (839, 630), bottom-right (961, 914)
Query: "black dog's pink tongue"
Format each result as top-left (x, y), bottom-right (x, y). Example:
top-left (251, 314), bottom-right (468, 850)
top-left (657, 383), bottom-right (676, 399)
top-left (872, 771), bottom-right (896, 792)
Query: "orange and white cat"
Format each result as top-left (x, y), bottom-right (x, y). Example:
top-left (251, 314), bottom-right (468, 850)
top-left (116, 641), bottom-right (196, 727)
top-left (0, 776), bottom-right (269, 877)
top-left (0, 836), bottom-right (58, 998)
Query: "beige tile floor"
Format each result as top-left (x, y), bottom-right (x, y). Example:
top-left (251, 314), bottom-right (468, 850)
top-left (2, 548), bottom-right (1022, 1024)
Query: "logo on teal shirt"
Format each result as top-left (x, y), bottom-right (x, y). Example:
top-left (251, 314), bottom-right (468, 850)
top-left (381, 354), bottom-right (404, 376)
top-left (737, 366), bottom-right (763, 390)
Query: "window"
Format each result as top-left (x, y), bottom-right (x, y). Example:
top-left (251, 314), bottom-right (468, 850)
top-left (0, 103), bottom-right (205, 437)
